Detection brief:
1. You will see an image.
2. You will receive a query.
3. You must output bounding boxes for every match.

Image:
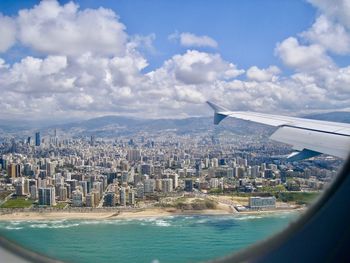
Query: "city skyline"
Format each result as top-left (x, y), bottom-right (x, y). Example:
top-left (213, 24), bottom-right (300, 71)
top-left (0, 0), bottom-right (349, 121)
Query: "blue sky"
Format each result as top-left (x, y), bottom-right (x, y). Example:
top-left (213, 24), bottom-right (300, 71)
top-left (0, 0), bottom-right (349, 120)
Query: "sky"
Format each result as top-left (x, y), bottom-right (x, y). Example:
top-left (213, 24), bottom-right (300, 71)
top-left (0, 0), bottom-right (350, 121)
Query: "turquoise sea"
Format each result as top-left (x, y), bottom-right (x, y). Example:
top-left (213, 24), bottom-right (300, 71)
top-left (0, 212), bottom-right (299, 263)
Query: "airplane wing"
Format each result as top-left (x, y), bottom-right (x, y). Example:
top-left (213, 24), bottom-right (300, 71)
top-left (207, 101), bottom-right (350, 161)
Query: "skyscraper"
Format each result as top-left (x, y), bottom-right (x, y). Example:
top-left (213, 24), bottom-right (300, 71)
top-left (104, 192), bottom-right (116, 207)
top-left (72, 189), bottom-right (83, 207)
top-left (38, 187), bottom-right (56, 206)
top-left (161, 178), bottom-right (173, 193)
top-left (128, 190), bottom-right (135, 205)
top-left (35, 132), bottom-right (41, 146)
top-left (185, 179), bottom-right (193, 192)
top-left (119, 187), bottom-right (126, 206)
top-left (85, 193), bottom-right (95, 207)
top-left (30, 185), bottom-right (38, 200)
top-left (58, 186), bottom-right (67, 201)
top-left (144, 179), bottom-right (155, 195)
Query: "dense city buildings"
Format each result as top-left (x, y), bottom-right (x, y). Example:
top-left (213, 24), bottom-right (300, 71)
top-left (0, 126), bottom-right (342, 211)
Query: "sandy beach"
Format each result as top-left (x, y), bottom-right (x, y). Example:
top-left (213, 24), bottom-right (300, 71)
top-left (0, 207), bottom-right (303, 221)
top-left (0, 208), bottom-right (231, 221)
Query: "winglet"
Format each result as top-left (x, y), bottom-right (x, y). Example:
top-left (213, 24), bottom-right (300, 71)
top-left (206, 101), bottom-right (230, 125)
top-left (287, 149), bottom-right (321, 162)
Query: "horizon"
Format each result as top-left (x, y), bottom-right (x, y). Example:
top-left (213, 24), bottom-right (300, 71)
top-left (0, 109), bottom-right (350, 128)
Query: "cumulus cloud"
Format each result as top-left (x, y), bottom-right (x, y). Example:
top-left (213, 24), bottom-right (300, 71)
top-left (301, 15), bottom-right (350, 55)
top-left (159, 50), bottom-right (244, 85)
top-left (130, 33), bottom-right (157, 54)
top-left (275, 37), bottom-right (332, 71)
top-left (17, 0), bottom-right (128, 56)
top-left (308, 0), bottom-right (350, 28)
top-left (0, 0), bottom-right (349, 120)
top-left (169, 32), bottom-right (218, 48)
top-left (246, 66), bottom-right (280, 82)
top-left (0, 14), bottom-right (16, 52)
top-left (1, 55), bottom-right (72, 94)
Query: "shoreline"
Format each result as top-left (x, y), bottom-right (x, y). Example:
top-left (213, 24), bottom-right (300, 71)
top-left (0, 207), bottom-right (304, 221)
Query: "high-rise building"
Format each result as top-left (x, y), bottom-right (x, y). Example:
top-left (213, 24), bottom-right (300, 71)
top-left (185, 179), bottom-right (193, 192)
top-left (46, 162), bottom-right (56, 177)
top-left (136, 182), bottom-right (144, 198)
top-left (235, 167), bottom-right (245, 178)
top-left (91, 190), bottom-right (100, 207)
top-left (7, 163), bottom-right (21, 178)
top-left (24, 163), bottom-right (33, 177)
top-left (144, 179), bottom-right (155, 195)
top-left (141, 164), bottom-right (153, 175)
top-left (72, 189), bottom-right (83, 207)
top-left (15, 181), bottom-right (24, 196)
top-left (23, 179), bottom-right (30, 195)
top-left (161, 178), bottom-right (173, 193)
top-left (128, 190), bottom-right (135, 205)
top-left (104, 192), bottom-right (116, 207)
top-left (210, 178), bottom-right (219, 188)
top-left (58, 186), bottom-right (67, 201)
top-left (119, 187), bottom-right (126, 206)
top-left (90, 135), bottom-right (95, 146)
top-left (195, 161), bottom-right (201, 176)
top-left (38, 187), bottom-right (56, 206)
top-left (121, 171), bottom-right (129, 183)
top-left (169, 174), bottom-right (179, 189)
top-left (252, 165), bottom-right (260, 178)
top-left (93, 181), bottom-right (103, 196)
top-left (85, 193), bottom-right (95, 207)
top-left (79, 181), bottom-right (88, 196)
top-left (35, 132), bottom-right (41, 146)
top-left (227, 168), bottom-right (234, 178)
top-left (155, 179), bottom-right (162, 191)
top-left (30, 185), bottom-right (38, 200)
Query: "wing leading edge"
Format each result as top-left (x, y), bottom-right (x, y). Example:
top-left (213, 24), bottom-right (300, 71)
top-left (207, 101), bottom-right (350, 161)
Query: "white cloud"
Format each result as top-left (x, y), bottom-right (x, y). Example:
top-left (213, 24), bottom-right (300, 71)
top-left (308, 0), bottom-right (350, 28)
top-left (301, 15), bottom-right (350, 55)
top-left (0, 58), bottom-right (9, 69)
top-left (1, 55), bottom-right (71, 94)
top-left (169, 32), bottom-right (218, 48)
top-left (174, 85), bottom-right (206, 103)
top-left (0, 14), bottom-right (16, 52)
top-left (246, 66), bottom-right (280, 82)
top-left (158, 50), bottom-right (243, 85)
top-left (0, 0), bottom-right (349, 120)
top-left (17, 0), bottom-right (128, 56)
top-left (130, 33), bottom-right (157, 54)
top-left (275, 37), bottom-right (332, 71)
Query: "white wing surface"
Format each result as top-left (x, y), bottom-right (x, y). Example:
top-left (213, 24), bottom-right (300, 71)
top-left (207, 101), bottom-right (350, 161)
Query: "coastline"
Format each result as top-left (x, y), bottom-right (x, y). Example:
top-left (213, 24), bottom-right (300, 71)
top-left (0, 207), bottom-right (304, 221)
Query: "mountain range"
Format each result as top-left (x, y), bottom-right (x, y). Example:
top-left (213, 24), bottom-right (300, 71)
top-left (0, 111), bottom-right (349, 138)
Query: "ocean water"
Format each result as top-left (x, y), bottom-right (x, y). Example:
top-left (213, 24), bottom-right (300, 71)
top-left (0, 212), bottom-right (299, 263)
